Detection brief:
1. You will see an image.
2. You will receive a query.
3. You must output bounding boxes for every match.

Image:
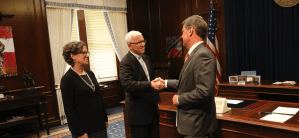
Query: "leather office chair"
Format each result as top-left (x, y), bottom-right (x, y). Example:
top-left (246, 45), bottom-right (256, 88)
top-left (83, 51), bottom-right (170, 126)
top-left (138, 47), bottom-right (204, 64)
top-left (153, 62), bottom-right (172, 79)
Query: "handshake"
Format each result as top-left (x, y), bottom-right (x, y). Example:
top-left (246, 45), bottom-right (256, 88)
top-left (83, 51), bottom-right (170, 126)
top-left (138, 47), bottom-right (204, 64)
top-left (151, 77), bottom-right (179, 106)
top-left (151, 77), bottom-right (165, 90)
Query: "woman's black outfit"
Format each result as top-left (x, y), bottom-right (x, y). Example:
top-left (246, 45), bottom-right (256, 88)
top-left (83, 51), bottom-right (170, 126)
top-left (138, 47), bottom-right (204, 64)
top-left (60, 68), bottom-right (108, 137)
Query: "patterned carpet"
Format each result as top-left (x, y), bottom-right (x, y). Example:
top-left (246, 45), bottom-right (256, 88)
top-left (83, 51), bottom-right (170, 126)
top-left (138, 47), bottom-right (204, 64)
top-left (25, 106), bottom-right (125, 138)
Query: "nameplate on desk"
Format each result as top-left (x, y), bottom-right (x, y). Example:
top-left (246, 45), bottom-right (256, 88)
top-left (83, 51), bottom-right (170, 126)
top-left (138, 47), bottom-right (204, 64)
top-left (215, 97), bottom-right (231, 114)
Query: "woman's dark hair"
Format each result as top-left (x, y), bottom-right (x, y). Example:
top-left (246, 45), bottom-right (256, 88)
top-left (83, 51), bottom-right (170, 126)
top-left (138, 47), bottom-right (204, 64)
top-left (62, 41), bottom-right (86, 66)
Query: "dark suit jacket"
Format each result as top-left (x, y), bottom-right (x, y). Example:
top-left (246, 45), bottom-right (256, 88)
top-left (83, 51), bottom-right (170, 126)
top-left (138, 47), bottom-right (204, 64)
top-left (119, 51), bottom-right (160, 125)
top-left (167, 43), bottom-right (218, 136)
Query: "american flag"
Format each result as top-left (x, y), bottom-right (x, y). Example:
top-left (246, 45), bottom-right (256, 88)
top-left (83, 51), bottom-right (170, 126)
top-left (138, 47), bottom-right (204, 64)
top-left (206, 0), bottom-right (221, 96)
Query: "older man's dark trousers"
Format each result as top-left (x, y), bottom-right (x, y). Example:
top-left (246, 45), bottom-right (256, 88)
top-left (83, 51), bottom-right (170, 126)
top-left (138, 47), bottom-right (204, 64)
top-left (129, 109), bottom-right (159, 138)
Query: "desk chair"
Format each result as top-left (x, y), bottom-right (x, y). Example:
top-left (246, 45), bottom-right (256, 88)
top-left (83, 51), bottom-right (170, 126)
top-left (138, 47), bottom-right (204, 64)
top-left (153, 62), bottom-right (172, 79)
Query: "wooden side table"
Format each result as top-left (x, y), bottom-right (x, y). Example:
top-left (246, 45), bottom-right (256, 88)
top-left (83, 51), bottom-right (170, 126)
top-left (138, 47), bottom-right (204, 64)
top-left (0, 94), bottom-right (49, 137)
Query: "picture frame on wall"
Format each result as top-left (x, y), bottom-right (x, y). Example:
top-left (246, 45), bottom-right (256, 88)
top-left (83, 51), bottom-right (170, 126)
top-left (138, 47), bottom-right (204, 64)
top-left (166, 36), bottom-right (182, 58)
top-left (0, 26), bottom-right (18, 77)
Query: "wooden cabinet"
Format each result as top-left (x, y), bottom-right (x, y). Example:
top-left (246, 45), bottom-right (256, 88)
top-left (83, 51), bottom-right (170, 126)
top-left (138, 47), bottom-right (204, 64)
top-left (217, 91), bottom-right (258, 99)
top-left (217, 81), bottom-right (299, 103)
top-left (218, 91), bottom-right (237, 98)
top-left (0, 94), bottom-right (49, 137)
top-left (100, 80), bottom-right (125, 108)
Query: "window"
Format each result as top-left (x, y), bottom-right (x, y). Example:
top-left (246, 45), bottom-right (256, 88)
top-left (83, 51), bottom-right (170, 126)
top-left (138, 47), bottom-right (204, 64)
top-left (85, 10), bottom-right (118, 82)
top-left (68, 10), bottom-right (118, 82)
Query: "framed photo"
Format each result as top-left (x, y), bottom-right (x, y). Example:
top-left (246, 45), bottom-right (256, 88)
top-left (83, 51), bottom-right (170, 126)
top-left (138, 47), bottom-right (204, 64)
top-left (166, 36), bottom-right (182, 58)
top-left (246, 76), bottom-right (254, 82)
top-left (237, 75), bottom-right (246, 85)
top-left (229, 76), bottom-right (238, 83)
top-left (241, 71), bottom-right (256, 76)
top-left (238, 75), bottom-right (246, 82)
top-left (254, 76), bottom-right (261, 82)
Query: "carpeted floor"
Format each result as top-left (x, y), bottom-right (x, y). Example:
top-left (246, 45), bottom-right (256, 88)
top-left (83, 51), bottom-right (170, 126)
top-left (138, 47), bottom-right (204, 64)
top-left (25, 106), bottom-right (125, 138)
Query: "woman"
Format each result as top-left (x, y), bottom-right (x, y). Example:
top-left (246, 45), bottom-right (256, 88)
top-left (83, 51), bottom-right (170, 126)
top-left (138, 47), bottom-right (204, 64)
top-left (61, 41), bottom-right (108, 138)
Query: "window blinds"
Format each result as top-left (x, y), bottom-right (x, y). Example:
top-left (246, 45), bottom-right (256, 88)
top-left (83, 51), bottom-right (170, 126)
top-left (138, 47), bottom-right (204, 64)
top-left (84, 10), bottom-right (117, 82)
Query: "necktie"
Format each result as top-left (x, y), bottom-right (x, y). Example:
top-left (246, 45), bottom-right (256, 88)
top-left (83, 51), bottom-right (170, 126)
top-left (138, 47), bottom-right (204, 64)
top-left (184, 53), bottom-right (189, 62)
top-left (138, 56), bottom-right (150, 81)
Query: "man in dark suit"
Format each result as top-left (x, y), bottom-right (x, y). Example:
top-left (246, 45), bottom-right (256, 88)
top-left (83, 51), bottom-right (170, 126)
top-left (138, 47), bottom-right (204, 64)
top-left (119, 31), bottom-right (163, 138)
top-left (155, 15), bottom-right (218, 138)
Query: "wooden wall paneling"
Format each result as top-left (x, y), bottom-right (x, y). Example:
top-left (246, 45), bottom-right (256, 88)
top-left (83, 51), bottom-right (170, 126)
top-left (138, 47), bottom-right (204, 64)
top-left (192, 0), bottom-right (210, 15)
top-left (77, 10), bottom-right (90, 70)
top-left (0, 0), bottom-right (60, 127)
top-left (219, 0), bottom-right (227, 82)
top-left (126, 0), bottom-right (156, 62)
top-left (33, 0), bottom-right (59, 126)
top-left (154, 0), bottom-right (192, 78)
top-left (126, 0), bottom-right (134, 35)
top-left (39, 0), bottom-right (60, 123)
top-left (192, 0), bottom-right (222, 14)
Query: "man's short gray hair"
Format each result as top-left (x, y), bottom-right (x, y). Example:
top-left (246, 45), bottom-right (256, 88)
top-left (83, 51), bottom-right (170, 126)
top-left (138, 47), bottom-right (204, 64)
top-left (182, 15), bottom-right (208, 39)
top-left (125, 30), bottom-right (142, 44)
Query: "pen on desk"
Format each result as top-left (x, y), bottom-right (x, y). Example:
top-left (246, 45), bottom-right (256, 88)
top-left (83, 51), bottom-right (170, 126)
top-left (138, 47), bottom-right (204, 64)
top-left (258, 111), bottom-right (272, 114)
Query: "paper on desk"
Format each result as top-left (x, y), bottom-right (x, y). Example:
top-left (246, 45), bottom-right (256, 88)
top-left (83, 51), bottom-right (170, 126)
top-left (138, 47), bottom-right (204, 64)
top-left (260, 113), bottom-right (293, 123)
top-left (226, 99), bottom-right (244, 104)
top-left (282, 81), bottom-right (296, 85)
top-left (283, 81), bottom-right (296, 83)
top-left (272, 81), bottom-right (283, 84)
top-left (272, 107), bottom-right (299, 115)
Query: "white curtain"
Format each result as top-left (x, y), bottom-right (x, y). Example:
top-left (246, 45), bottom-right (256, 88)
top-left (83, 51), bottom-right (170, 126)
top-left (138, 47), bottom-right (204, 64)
top-left (46, 8), bottom-right (72, 125)
top-left (104, 11), bottom-right (128, 61)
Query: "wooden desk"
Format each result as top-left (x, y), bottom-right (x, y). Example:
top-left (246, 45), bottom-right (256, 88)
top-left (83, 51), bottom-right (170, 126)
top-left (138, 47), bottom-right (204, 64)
top-left (217, 81), bottom-right (299, 103)
top-left (218, 98), bottom-right (299, 138)
top-left (0, 94), bottom-right (50, 136)
top-left (121, 92), bottom-right (299, 138)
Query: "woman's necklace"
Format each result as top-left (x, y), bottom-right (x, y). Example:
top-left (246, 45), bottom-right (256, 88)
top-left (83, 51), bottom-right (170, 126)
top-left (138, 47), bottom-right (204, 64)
top-left (72, 67), bottom-right (95, 91)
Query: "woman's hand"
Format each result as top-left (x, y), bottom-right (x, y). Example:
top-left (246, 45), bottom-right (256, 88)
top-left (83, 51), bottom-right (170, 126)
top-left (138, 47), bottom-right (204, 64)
top-left (79, 133), bottom-right (88, 138)
top-left (106, 121), bottom-right (108, 129)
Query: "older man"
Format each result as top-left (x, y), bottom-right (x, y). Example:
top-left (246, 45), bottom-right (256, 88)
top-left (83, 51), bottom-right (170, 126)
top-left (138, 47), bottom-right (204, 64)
top-left (155, 15), bottom-right (218, 138)
top-left (119, 31), bottom-right (163, 138)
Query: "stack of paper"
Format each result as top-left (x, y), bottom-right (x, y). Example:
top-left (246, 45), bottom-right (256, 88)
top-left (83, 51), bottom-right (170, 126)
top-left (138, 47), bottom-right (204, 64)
top-left (282, 81), bottom-right (296, 85)
top-left (272, 107), bottom-right (299, 115)
top-left (272, 81), bottom-right (283, 85)
top-left (226, 99), bottom-right (244, 104)
top-left (260, 114), bottom-right (293, 123)
top-left (260, 106), bottom-right (299, 123)
top-left (272, 81), bottom-right (296, 85)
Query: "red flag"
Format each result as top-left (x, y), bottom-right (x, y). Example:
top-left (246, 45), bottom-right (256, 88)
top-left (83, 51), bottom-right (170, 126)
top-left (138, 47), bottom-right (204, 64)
top-left (206, 0), bottom-right (221, 96)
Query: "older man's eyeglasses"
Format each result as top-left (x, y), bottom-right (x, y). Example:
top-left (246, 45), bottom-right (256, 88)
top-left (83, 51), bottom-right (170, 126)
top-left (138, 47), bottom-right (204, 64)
top-left (81, 52), bottom-right (90, 57)
top-left (131, 40), bottom-right (146, 45)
